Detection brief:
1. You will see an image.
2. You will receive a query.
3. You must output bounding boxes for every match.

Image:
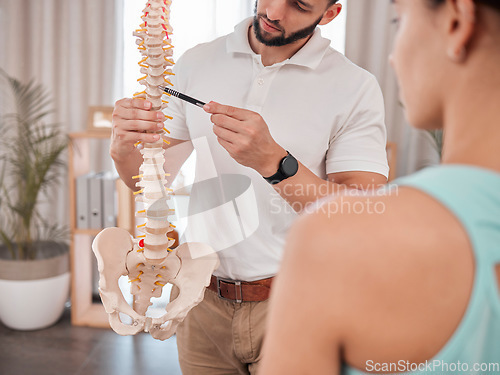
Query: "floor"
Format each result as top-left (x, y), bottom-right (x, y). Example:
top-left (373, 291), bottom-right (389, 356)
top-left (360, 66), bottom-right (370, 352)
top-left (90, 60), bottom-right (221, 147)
top-left (0, 307), bottom-right (182, 375)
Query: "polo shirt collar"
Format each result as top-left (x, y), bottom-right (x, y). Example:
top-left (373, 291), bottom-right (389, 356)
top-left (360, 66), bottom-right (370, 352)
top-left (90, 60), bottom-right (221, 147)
top-left (226, 18), bottom-right (255, 55)
top-left (226, 17), bottom-right (331, 70)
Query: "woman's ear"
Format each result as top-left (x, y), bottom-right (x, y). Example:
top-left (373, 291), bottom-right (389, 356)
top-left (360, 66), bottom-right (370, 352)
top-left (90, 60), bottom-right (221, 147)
top-left (319, 3), bottom-right (342, 26)
top-left (446, 0), bottom-right (476, 62)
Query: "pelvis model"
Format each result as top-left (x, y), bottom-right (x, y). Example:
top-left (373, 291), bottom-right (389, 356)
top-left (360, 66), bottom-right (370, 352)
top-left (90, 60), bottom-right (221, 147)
top-left (92, 0), bottom-right (219, 341)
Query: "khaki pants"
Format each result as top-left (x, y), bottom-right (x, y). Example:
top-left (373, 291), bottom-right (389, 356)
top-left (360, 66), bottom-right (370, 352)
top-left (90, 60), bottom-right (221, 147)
top-left (173, 287), bottom-right (269, 374)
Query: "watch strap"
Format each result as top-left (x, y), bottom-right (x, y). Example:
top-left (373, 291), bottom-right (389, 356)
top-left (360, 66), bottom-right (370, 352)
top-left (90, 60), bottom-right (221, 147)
top-left (263, 151), bottom-right (297, 185)
top-left (263, 168), bottom-right (288, 185)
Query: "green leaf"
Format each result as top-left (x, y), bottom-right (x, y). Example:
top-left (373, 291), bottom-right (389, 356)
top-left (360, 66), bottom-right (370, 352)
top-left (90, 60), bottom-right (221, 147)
top-left (0, 69), bottom-right (69, 259)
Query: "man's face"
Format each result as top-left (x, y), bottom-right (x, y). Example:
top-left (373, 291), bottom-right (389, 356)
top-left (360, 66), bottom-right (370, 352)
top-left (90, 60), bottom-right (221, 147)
top-left (252, 0), bottom-right (327, 47)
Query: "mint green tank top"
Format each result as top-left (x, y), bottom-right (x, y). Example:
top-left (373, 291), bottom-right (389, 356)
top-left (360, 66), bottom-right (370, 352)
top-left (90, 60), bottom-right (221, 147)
top-left (343, 165), bottom-right (500, 375)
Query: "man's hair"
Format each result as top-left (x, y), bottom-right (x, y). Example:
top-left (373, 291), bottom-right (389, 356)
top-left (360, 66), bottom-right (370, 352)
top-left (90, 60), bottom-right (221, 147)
top-left (328, 0), bottom-right (339, 4)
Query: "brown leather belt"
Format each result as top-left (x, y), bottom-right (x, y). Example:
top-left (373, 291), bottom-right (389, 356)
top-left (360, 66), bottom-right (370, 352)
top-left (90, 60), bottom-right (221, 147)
top-left (208, 275), bottom-right (274, 303)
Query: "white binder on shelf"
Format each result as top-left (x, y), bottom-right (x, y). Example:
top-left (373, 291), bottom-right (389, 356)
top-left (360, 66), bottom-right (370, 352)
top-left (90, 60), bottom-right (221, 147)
top-left (102, 171), bottom-right (118, 228)
top-left (76, 173), bottom-right (91, 229)
top-left (89, 172), bottom-right (104, 229)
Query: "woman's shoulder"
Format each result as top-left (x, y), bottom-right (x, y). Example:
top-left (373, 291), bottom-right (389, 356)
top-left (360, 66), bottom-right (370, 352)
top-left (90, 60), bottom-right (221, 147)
top-left (298, 187), bottom-right (474, 368)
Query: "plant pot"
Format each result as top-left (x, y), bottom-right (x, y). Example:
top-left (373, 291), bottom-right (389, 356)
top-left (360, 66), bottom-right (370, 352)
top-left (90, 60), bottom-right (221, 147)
top-left (0, 249), bottom-right (70, 330)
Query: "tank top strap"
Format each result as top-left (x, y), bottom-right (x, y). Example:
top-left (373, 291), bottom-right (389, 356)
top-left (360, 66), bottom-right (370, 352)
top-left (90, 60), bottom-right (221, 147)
top-left (394, 165), bottom-right (500, 265)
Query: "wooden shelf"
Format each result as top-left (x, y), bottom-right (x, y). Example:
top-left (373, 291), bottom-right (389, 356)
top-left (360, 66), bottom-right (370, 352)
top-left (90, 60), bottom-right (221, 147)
top-left (68, 132), bottom-right (135, 328)
top-left (69, 131), bottom-right (111, 139)
top-left (72, 229), bottom-right (101, 236)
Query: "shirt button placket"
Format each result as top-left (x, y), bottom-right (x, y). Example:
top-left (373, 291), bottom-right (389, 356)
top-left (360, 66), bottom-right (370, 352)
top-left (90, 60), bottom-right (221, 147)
top-left (246, 64), bottom-right (280, 112)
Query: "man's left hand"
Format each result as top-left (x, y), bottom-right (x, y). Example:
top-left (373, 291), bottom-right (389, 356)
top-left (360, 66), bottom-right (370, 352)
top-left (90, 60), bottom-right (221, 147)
top-left (204, 101), bottom-right (287, 177)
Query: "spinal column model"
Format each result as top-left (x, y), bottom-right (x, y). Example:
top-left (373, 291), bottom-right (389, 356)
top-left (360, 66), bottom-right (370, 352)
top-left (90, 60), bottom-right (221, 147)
top-left (92, 0), bottom-right (218, 341)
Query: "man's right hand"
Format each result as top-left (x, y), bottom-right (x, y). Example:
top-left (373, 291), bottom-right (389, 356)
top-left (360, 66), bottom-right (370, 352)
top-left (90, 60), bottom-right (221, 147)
top-left (110, 98), bottom-right (166, 162)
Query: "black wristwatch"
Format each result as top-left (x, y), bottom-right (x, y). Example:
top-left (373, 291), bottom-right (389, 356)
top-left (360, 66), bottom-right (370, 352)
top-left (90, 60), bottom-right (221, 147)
top-left (263, 151), bottom-right (299, 185)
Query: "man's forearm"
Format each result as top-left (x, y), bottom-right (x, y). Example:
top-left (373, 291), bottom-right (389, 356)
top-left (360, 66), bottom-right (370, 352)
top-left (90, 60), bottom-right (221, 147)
top-left (111, 149), bottom-right (143, 191)
top-left (272, 163), bottom-right (343, 213)
top-left (272, 162), bottom-right (387, 213)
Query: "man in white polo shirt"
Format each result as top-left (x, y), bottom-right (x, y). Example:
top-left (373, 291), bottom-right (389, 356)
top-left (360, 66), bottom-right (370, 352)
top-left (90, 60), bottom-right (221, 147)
top-left (111, 0), bottom-right (388, 373)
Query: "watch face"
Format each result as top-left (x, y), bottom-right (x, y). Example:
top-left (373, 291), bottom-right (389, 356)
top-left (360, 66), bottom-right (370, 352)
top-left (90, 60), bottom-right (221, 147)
top-left (281, 155), bottom-right (299, 177)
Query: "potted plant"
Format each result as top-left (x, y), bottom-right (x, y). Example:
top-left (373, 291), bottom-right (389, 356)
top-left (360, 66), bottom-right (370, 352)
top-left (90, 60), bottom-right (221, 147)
top-left (0, 69), bottom-right (70, 330)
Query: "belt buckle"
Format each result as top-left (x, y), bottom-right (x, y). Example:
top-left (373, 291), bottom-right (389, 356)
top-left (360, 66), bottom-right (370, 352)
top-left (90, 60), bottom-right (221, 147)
top-left (216, 277), bottom-right (243, 303)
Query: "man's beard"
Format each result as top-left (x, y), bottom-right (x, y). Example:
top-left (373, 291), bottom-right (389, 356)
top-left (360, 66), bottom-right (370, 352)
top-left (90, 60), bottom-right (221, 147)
top-left (252, 2), bottom-right (323, 47)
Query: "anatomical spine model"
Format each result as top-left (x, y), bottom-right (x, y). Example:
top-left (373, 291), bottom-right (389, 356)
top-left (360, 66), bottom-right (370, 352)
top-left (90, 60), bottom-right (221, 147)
top-left (92, 0), bottom-right (218, 340)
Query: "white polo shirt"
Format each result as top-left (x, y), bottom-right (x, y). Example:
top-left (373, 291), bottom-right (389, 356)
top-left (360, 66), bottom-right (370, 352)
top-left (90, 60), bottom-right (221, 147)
top-left (166, 18), bottom-right (388, 281)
